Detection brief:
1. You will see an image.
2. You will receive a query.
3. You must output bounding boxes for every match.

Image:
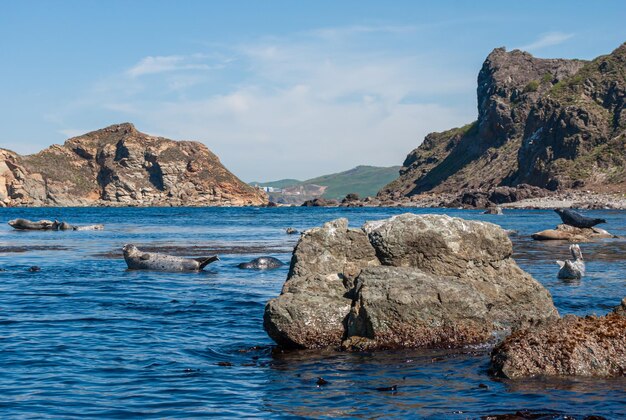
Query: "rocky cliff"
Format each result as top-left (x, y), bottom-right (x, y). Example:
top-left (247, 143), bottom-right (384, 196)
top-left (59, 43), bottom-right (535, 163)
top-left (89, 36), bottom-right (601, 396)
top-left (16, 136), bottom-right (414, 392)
top-left (379, 42), bottom-right (626, 198)
top-left (0, 123), bottom-right (267, 206)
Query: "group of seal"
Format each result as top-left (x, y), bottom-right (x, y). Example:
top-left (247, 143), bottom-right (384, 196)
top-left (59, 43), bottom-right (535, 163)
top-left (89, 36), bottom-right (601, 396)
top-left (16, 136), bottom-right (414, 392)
top-left (8, 218), bottom-right (104, 231)
top-left (549, 209), bottom-right (605, 280)
top-left (122, 244), bottom-right (284, 272)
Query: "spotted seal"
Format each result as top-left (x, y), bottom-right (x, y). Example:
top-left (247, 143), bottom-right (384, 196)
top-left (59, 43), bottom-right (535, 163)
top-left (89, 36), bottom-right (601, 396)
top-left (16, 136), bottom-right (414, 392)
top-left (237, 257), bottom-right (284, 269)
top-left (123, 244), bottom-right (219, 271)
top-left (8, 218), bottom-right (60, 230)
top-left (555, 209), bottom-right (606, 229)
top-left (556, 244), bottom-right (585, 279)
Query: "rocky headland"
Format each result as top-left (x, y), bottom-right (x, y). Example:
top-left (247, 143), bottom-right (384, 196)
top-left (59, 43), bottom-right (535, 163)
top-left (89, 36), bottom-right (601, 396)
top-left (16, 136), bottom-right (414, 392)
top-left (377, 42), bottom-right (626, 208)
top-left (0, 123), bottom-right (267, 207)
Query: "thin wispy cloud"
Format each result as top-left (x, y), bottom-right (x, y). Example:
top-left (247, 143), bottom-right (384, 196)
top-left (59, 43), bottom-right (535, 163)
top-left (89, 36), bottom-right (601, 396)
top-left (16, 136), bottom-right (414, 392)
top-left (310, 24), bottom-right (417, 39)
top-left (126, 54), bottom-right (212, 77)
top-left (45, 24), bottom-right (477, 180)
top-left (517, 32), bottom-right (574, 51)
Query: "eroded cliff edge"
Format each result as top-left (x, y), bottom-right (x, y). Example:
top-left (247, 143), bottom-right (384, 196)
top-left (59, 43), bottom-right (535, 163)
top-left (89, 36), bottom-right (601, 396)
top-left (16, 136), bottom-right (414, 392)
top-left (0, 123), bottom-right (267, 207)
top-left (379, 42), bottom-right (626, 199)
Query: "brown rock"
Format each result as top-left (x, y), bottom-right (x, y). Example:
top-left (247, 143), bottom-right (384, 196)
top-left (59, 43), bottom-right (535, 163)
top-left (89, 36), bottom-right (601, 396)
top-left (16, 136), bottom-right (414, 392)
top-left (531, 224), bottom-right (615, 241)
top-left (491, 312), bottom-right (626, 378)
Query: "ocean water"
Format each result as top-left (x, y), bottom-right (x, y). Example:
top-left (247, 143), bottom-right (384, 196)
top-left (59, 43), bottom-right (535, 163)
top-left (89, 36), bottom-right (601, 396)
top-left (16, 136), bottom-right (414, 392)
top-left (0, 207), bottom-right (624, 419)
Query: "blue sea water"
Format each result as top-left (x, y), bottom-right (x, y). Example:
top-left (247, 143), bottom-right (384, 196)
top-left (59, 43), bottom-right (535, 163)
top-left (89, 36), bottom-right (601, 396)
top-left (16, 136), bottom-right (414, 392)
top-left (0, 207), bottom-right (624, 419)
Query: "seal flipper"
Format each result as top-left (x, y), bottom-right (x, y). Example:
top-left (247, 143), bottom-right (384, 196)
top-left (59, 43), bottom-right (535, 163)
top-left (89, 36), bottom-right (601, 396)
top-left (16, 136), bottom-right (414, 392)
top-left (140, 254), bottom-right (151, 260)
top-left (196, 255), bottom-right (220, 270)
top-left (556, 260), bottom-right (565, 269)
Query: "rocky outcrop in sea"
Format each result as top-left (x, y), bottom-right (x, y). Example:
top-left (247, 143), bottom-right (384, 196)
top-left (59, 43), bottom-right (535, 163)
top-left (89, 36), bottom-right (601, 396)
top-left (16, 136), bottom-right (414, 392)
top-left (0, 123), bottom-right (267, 207)
top-left (264, 213), bottom-right (558, 350)
top-left (490, 304), bottom-right (626, 378)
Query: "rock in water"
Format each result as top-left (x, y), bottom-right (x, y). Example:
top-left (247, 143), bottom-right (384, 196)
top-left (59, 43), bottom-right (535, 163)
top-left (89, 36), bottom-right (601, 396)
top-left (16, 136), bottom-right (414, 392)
top-left (554, 209), bottom-right (606, 228)
top-left (263, 218), bottom-right (380, 349)
top-left (264, 214), bottom-right (558, 350)
top-left (531, 224), bottom-right (614, 242)
top-left (237, 257), bottom-right (284, 269)
top-left (122, 244), bottom-right (219, 271)
top-left (491, 311), bottom-right (626, 378)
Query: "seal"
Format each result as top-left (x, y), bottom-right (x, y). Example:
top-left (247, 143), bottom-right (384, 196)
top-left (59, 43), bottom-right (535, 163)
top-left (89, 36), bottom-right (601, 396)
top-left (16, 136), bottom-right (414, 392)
top-left (555, 209), bottom-right (606, 229)
top-left (237, 257), bottom-right (284, 269)
top-left (122, 244), bottom-right (219, 271)
top-left (482, 206), bottom-right (503, 215)
top-left (8, 219), bottom-right (103, 231)
top-left (8, 218), bottom-right (60, 230)
top-left (556, 244), bottom-right (585, 279)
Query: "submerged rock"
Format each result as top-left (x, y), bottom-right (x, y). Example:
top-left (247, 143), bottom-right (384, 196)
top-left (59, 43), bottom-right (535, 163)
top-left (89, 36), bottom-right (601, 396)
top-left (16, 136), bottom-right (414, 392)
top-left (531, 224), bottom-right (615, 241)
top-left (491, 310), bottom-right (626, 378)
top-left (264, 213), bottom-right (558, 350)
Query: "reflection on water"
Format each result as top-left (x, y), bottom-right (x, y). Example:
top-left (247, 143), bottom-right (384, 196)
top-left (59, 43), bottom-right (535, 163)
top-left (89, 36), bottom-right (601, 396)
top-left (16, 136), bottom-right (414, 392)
top-left (0, 207), bottom-right (624, 418)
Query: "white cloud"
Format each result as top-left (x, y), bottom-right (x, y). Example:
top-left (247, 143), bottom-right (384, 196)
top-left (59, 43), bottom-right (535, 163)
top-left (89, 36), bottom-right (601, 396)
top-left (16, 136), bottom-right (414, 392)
top-left (126, 54), bottom-right (212, 77)
top-left (46, 25), bottom-right (477, 181)
top-left (517, 32), bottom-right (574, 51)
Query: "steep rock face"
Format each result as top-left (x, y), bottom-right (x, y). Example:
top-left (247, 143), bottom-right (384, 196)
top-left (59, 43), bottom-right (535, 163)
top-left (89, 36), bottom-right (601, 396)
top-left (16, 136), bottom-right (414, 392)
top-left (380, 42), bottom-right (625, 198)
top-left (0, 123), bottom-right (267, 206)
top-left (264, 214), bottom-right (558, 350)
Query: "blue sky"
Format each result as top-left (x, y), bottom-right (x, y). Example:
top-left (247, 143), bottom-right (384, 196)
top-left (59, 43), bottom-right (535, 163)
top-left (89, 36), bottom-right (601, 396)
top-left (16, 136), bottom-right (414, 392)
top-left (1, 1), bottom-right (625, 181)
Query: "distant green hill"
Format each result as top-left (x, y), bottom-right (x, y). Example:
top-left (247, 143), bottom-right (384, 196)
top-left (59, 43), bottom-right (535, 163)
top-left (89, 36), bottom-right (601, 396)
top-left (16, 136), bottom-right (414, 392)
top-left (252, 165), bottom-right (402, 200)
top-left (250, 179), bottom-right (301, 189)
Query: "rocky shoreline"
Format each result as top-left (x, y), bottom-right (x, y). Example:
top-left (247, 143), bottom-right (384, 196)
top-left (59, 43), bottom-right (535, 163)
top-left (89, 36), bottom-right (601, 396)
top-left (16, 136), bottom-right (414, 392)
top-left (296, 189), bottom-right (626, 210)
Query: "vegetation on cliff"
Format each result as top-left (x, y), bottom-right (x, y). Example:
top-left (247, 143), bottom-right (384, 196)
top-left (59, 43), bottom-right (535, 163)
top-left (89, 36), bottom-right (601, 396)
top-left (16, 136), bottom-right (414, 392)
top-left (379, 42), bottom-right (626, 198)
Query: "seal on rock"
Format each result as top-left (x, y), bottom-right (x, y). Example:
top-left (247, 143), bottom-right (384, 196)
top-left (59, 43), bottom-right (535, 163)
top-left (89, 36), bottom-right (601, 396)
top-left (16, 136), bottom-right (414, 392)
top-left (555, 209), bottom-right (606, 229)
top-left (122, 244), bottom-right (219, 271)
top-left (556, 244), bottom-right (585, 279)
top-left (238, 257), bottom-right (284, 269)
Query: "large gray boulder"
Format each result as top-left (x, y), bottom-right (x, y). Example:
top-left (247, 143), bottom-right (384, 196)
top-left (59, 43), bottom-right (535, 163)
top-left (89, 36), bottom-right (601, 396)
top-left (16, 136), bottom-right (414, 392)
top-left (263, 219), bottom-right (380, 349)
top-left (264, 214), bottom-right (558, 350)
top-left (363, 213), bottom-right (512, 275)
top-left (491, 310), bottom-right (626, 378)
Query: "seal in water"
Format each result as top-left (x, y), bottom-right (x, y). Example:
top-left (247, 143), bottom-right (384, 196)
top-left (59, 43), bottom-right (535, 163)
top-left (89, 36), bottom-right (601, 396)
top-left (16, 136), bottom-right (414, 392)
top-left (122, 244), bottom-right (219, 271)
top-left (8, 218), bottom-right (60, 230)
top-left (554, 209), bottom-right (606, 229)
top-left (556, 244), bottom-right (585, 279)
top-left (237, 257), bottom-right (284, 269)
top-left (8, 218), bottom-right (103, 231)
